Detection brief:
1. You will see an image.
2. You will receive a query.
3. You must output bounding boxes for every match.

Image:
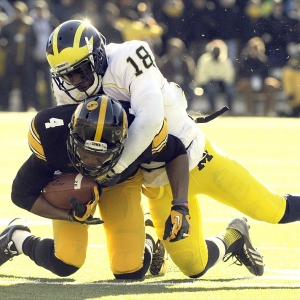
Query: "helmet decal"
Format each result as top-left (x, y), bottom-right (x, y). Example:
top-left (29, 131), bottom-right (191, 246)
top-left (86, 100), bottom-right (98, 110)
top-left (48, 26), bottom-right (95, 71)
top-left (94, 95), bottom-right (108, 142)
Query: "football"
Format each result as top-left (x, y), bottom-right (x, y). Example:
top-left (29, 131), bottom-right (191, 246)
top-left (42, 172), bottom-right (97, 209)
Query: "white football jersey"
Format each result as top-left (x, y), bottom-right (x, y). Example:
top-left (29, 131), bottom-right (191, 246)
top-left (53, 40), bottom-right (205, 185)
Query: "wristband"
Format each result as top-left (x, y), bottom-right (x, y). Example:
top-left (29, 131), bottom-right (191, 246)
top-left (171, 199), bottom-right (188, 205)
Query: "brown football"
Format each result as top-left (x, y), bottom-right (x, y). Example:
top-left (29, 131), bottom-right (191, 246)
top-left (42, 172), bottom-right (97, 209)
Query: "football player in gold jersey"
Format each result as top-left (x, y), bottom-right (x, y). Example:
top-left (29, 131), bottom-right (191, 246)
top-left (0, 95), bottom-right (190, 279)
top-left (41, 20), bottom-right (300, 279)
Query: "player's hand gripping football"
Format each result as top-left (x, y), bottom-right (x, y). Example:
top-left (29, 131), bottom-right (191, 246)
top-left (68, 186), bottom-right (103, 225)
top-left (163, 205), bottom-right (191, 242)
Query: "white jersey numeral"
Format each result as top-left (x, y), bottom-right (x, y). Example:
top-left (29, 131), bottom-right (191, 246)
top-left (45, 118), bottom-right (64, 129)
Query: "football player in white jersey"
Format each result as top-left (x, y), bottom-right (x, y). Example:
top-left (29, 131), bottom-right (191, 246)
top-left (44, 20), bottom-right (265, 278)
top-left (46, 20), bottom-right (202, 178)
top-left (45, 20), bottom-right (300, 279)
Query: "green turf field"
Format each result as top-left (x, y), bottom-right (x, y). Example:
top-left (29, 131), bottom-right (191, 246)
top-left (0, 112), bottom-right (300, 300)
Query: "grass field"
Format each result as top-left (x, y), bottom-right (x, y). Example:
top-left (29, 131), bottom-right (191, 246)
top-left (0, 112), bottom-right (300, 300)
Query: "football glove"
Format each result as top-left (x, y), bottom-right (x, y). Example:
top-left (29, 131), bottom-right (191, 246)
top-left (68, 186), bottom-right (103, 225)
top-left (163, 205), bottom-right (191, 242)
top-left (95, 169), bottom-right (122, 186)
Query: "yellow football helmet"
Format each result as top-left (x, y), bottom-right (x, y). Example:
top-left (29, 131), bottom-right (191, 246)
top-left (46, 20), bottom-right (108, 101)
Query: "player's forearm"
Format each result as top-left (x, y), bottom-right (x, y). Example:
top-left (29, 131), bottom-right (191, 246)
top-left (30, 195), bottom-right (69, 220)
top-left (116, 111), bottom-right (163, 172)
top-left (165, 154), bottom-right (189, 201)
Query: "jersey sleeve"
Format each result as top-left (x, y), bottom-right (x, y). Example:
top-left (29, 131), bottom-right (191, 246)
top-left (11, 154), bottom-right (55, 211)
top-left (152, 134), bottom-right (187, 164)
top-left (28, 116), bottom-right (46, 161)
top-left (113, 41), bottom-right (166, 172)
top-left (12, 105), bottom-right (77, 211)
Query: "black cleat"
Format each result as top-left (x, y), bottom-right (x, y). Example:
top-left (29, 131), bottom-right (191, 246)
top-left (145, 218), bottom-right (168, 276)
top-left (223, 217), bottom-right (264, 276)
top-left (0, 218), bottom-right (31, 266)
top-left (149, 239), bottom-right (167, 276)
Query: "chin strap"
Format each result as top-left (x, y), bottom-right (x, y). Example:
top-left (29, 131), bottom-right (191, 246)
top-left (194, 106), bottom-right (230, 123)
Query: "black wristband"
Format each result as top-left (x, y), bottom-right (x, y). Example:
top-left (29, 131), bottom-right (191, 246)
top-left (171, 199), bottom-right (188, 205)
top-left (171, 205), bottom-right (189, 213)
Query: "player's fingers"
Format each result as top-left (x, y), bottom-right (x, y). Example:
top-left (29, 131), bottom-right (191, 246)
top-left (69, 197), bottom-right (79, 208)
top-left (163, 216), bottom-right (172, 240)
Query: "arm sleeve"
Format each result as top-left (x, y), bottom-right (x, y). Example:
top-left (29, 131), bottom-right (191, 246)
top-left (11, 155), bottom-right (55, 211)
top-left (114, 67), bottom-right (165, 172)
top-left (152, 134), bottom-right (187, 163)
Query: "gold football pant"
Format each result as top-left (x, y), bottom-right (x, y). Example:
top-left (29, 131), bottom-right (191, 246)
top-left (146, 136), bottom-right (286, 277)
top-left (53, 170), bottom-right (150, 274)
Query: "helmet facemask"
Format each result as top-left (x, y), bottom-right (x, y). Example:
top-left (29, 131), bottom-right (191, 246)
top-left (67, 129), bottom-right (124, 179)
top-left (52, 54), bottom-right (101, 100)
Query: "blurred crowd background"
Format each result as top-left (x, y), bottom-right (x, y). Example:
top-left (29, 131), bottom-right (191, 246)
top-left (1, 0), bottom-right (300, 117)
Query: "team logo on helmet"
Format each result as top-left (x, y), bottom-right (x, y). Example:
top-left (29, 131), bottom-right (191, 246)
top-left (86, 101), bottom-right (98, 110)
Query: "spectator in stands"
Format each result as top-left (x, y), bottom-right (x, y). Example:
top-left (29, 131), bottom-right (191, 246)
top-left (286, 0), bottom-right (300, 19)
top-left (154, 0), bottom-right (187, 55)
top-left (281, 43), bottom-right (300, 117)
top-left (242, 0), bottom-right (264, 46)
top-left (133, 1), bottom-right (164, 56)
top-left (0, 1), bottom-right (36, 111)
top-left (236, 37), bottom-right (280, 116)
top-left (214, 0), bottom-right (243, 66)
top-left (183, 0), bottom-right (218, 62)
top-left (115, 0), bottom-right (139, 20)
top-left (30, 0), bottom-right (58, 109)
top-left (286, 0), bottom-right (300, 45)
top-left (116, 0), bottom-right (163, 44)
top-left (0, 11), bottom-right (9, 87)
top-left (81, 0), bottom-right (102, 30)
top-left (159, 37), bottom-right (195, 109)
top-left (194, 39), bottom-right (235, 113)
top-left (98, 2), bottom-right (124, 44)
top-left (51, 0), bottom-right (80, 23)
top-left (257, 0), bottom-right (293, 71)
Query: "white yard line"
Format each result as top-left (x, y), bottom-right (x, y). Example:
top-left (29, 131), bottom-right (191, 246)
top-left (0, 279), bottom-right (300, 287)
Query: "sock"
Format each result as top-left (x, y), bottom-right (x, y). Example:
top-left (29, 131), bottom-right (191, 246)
top-left (11, 230), bottom-right (32, 254)
top-left (206, 236), bottom-right (226, 266)
top-left (279, 194), bottom-right (300, 223)
top-left (190, 236), bottom-right (227, 278)
top-left (217, 229), bottom-right (243, 254)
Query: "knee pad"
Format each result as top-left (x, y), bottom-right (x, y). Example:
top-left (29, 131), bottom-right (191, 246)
top-left (113, 245), bottom-right (152, 280)
top-left (55, 240), bottom-right (87, 268)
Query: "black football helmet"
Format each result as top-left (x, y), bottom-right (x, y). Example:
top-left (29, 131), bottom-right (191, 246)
top-left (67, 95), bottom-right (128, 179)
top-left (46, 20), bottom-right (108, 101)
